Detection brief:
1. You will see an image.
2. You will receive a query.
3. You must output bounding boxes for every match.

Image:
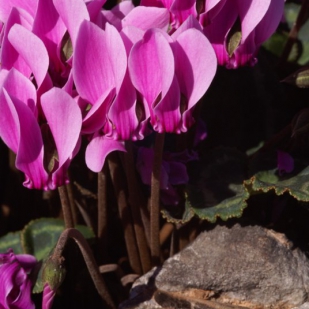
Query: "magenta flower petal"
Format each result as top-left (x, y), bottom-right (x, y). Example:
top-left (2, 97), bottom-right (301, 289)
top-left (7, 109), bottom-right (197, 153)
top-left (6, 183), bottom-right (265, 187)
top-left (15, 254), bottom-right (37, 273)
top-left (0, 0), bottom-right (38, 23)
top-left (254, 0), bottom-right (284, 46)
top-left (41, 88), bottom-right (82, 168)
top-left (170, 0), bottom-right (197, 27)
top-left (86, 0), bottom-right (106, 22)
top-left (108, 71), bottom-right (139, 140)
top-left (101, 1), bottom-right (134, 30)
top-left (0, 89), bottom-right (48, 189)
top-left (120, 25), bottom-right (144, 55)
top-left (200, 0), bottom-right (227, 25)
top-left (42, 283), bottom-right (55, 309)
top-left (1, 7), bottom-right (33, 78)
top-left (129, 28), bottom-right (174, 114)
top-left (8, 24), bottom-right (50, 89)
top-left (0, 250), bottom-right (36, 309)
top-left (140, 0), bottom-right (164, 7)
top-left (153, 75), bottom-right (181, 133)
top-left (171, 14), bottom-right (202, 39)
top-left (85, 135), bottom-right (126, 172)
top-left (172, 27), bottom-right (216, 131)
top-left (2, 68), bottom-right (36, 113)
top-left (204, 0), bottom-right (226, 13)
top-left (82, 88), bottom-right (116, 134)
top-left (41, 88), bottom-right (82, 188)
top-left (53, 0), bottom-right (89, 48)
top-left (73, 20), bottom-right (127, 104)
top-left (122, 6), bottom-right (169, 31)
top-left (237, 0), bottom-right (270, 43)
top-left (32, 0), bottom-right (67, 73)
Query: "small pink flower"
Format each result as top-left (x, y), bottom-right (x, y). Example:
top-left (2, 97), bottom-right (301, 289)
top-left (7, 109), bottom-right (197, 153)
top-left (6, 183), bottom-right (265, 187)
top-left (0, 249), bottom-right (37, 309)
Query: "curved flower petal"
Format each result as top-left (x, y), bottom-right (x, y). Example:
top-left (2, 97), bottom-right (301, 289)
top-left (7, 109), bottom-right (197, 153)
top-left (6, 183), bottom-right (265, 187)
top-left (41, 87), bottom-right (82, 170)
top-left (101, 1), bottom-right (134, 30)
top-left (171, 14), bottom-right (202, 40)
top-left (2, 68), bottom-right (36, 112)
top-left (85, 135), bottom-right (126, 172)
top-left (8, 24), bottom-right (50, 89)
top-left (82, 88), bottom-right (116, 134)
top-left (53, 0), bottom-right (89, 48)
top-left (0, 89), bottom-right (48, 189)
top-left (254, 0), bottom-right (284, 46)
top-left (199, 0), bottom-right (227, 25)
top-left (129, 28), bottom-right (174, 113)
top-left (1, 7), bottom-right (33, 77)
top-left (86, 0), bottom-right (106, 22)
top-left (42, 283), bottom-right (55, 309)
top-left (0, 262), bottom-right (33, 309)
top-left (107, 71), bottom-right (139, 140)
top-left (140, 0), bottom-right (164, 7)
top-left (120, 25), bottom-right (144, 55)
top-left (153, 75), bottom-right (181, 133)
top-left (237, 0), bottom-right (270, 43)
top-left (122, 6), bottom-right (169, 31)
top-left (32, 0), bottom-right (67, 73)
top-left (173, 28), bottom-right (216, 130)
top-left (0, 0), bottom-right (38, 23)
top-left (15, 254), bottom-right (37, 273)
top-left (170, 0), bottom-right (197, 27)
top-left (0, 250), bottom-right (35, 309)
top-left (73, 20), bottom-right (127, 104)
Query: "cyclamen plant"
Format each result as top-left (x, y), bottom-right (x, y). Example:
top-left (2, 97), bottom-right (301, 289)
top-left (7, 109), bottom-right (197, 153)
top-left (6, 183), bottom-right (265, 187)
top-left (0, 0), bottom-right (296, 308)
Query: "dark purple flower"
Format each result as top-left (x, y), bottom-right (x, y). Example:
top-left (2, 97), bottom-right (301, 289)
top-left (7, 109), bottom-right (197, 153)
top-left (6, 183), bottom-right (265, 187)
top-left (136, 147), bottom-right (198, 205)
top-left (277, 150), bottom-right (294, 175)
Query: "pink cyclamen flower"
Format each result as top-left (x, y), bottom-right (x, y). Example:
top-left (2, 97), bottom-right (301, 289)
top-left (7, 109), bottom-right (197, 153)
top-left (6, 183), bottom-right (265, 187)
top-left (200, 0), bottom-right (284, 68)
top-left (73, 20), bottom-right (135, 172)
top-left (0, 249), bottom-right (37, 309)
top-left (0, 69), bottom-right (82, 190)
top-left (128, 16), bottom-right (216, 133)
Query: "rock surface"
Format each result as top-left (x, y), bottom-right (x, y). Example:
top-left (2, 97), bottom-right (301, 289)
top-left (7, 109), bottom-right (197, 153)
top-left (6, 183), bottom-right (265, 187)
top-left (120, 224), bottom-right (309, 309)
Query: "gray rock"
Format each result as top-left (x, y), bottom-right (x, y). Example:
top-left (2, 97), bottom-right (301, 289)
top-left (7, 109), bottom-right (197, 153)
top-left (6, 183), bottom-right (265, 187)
top-left (120, 224), bottom-right (309, 309)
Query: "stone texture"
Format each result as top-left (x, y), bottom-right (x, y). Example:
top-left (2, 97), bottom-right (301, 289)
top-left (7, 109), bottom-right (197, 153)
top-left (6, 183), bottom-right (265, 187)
top-left (120, 224), bottom-right (309, 309)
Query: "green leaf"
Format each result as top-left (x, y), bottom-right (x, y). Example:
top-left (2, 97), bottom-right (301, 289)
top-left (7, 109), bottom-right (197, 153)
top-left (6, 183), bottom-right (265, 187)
top-left (244, 166), bottom-right (309, 202)
top-left (186, 183), bottom-right (249, 223)
top-left (161, 197), bottom-right (195, 224)
top-left (21, 218), bottom-right (95, 261)
top-left (0, 231), bottom-right (23, 254)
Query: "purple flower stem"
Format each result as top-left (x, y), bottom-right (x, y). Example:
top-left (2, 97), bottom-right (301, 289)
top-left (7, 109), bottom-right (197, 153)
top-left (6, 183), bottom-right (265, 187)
top-left (107, 153), bottom-right (143, 275)
top-left (123, 142), bottom-right (152, 273)
top-left (52, 228), bottom-right (116, 309)
top-left (279, 0), bottom-right (309, 65)
top-left (150, 132), bottom-right (165, 266)
top-left (97, 166), bottom-right (108, 262)
top-left (58, 185), bottom-right (74, 229)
